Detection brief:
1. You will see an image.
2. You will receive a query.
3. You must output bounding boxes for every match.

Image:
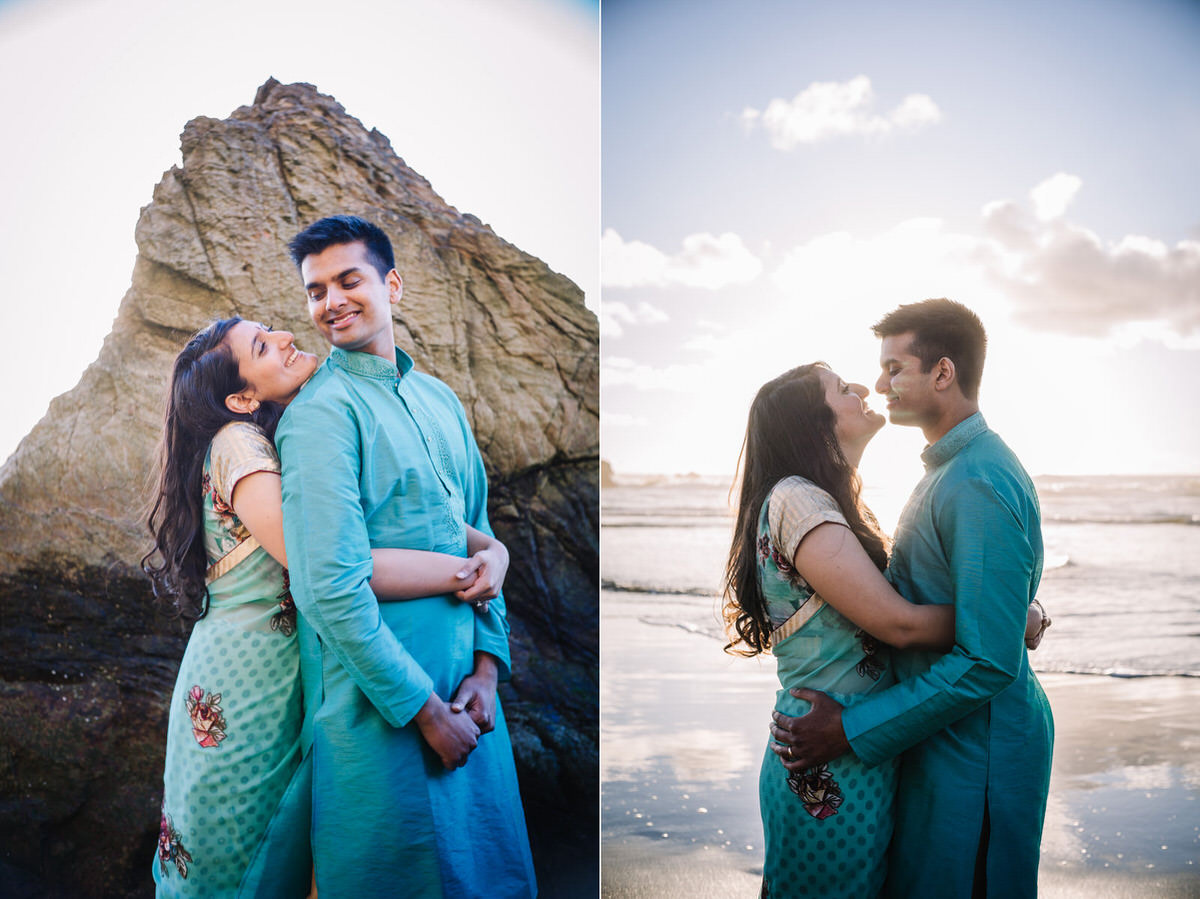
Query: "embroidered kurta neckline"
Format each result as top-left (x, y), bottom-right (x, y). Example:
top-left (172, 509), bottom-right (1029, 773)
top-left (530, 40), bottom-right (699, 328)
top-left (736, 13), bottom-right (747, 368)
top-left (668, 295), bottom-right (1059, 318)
top-left (329, 345), bottom-right (415, 380)
top-left (921, 411), bottom-right (987, 470)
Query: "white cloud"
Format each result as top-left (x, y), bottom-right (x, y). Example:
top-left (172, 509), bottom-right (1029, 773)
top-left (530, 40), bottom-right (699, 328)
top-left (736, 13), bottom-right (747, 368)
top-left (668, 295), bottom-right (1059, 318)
top-left (600, 356), bottom-right (712, 393)
top-left (599, 410), bottom-right (648, 428)
top-left (1030, 172), bottom-right (1083, 221)
top-left (601, 227), bottom-right (762, 290)
top-left (987, 223), bottom-right (1200, 335)
top-left (599, 299), bottom-right (669, 338)
top-left (978, 176), bottom-right (1200, 336)
top-left (742, 76), bottom-right (941, 149)
top-left (766, 174), bottom-right (1200, 341)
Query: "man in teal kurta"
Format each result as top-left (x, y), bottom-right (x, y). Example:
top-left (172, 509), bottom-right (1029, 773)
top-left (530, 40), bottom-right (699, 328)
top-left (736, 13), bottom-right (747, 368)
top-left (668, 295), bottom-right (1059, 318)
top-left (275, 216), bottom-right (536, 897)
top-left (772, 299), bottom-right (1053, 897)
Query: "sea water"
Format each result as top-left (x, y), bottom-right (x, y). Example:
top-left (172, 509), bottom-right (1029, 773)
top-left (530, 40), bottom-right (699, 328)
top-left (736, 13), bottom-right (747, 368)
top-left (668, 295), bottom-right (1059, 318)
top-left (601, 473), bottom-right (1200, 678)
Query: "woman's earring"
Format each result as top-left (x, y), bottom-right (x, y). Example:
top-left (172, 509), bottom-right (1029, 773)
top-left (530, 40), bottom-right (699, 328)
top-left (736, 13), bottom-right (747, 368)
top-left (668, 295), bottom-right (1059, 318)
top-left (247, 400), bottom-right (260, 412)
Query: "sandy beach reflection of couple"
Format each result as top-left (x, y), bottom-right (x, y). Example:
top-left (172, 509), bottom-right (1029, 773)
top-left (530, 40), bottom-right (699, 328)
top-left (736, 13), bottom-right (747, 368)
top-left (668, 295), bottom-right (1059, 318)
top-left (724, 299), bottom-right (1054, 898)
top-left (142, 216), bottom-right (538, 897)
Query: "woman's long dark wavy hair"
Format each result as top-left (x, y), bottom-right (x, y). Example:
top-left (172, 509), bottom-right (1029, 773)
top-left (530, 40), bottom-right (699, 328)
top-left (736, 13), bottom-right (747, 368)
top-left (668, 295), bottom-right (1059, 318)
top-left (723, 363), bottom-right (890, 656)
top-left (142, 318), bottom-right (284, 619)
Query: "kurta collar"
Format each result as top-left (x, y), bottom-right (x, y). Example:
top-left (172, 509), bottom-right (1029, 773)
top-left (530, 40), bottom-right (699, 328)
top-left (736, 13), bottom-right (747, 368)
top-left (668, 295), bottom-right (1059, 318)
top-left (329, 346), bottom-right (415, 380)
top-left (921, 412), bottom-right (987, 469)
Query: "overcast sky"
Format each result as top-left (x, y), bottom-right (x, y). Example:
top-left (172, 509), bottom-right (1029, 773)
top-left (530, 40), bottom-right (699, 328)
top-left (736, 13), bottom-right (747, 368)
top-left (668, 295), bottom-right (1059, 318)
top-left (601, 0), bottom-right (1200, 484)
top-left (0, 0), bottom-right (597, 464)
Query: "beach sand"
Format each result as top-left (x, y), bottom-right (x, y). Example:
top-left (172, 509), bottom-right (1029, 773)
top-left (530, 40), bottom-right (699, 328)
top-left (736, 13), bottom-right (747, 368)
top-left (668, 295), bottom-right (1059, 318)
top-left (601, 590), bottom-right (1200, 897)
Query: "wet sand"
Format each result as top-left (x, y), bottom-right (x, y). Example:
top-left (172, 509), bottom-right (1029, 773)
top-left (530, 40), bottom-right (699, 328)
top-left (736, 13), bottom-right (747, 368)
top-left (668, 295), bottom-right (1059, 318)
top-left (600, 589), bottom-right (1200, 897)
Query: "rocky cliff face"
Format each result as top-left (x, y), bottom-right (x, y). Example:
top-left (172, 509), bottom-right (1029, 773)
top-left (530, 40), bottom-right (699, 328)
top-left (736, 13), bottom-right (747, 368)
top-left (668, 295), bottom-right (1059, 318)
top-left (0, 79), bottom-right (597, 897)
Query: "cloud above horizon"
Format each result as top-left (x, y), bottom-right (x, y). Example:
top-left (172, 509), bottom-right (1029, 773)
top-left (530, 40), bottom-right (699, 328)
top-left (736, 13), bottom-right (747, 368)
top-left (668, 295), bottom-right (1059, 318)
top-left (601, 227), bottom-right (763, 289)
top-left (599, 299), bottom-right (669, 337)
top-left (601, 355), bottom-right (713, 392)
top-left (767, 172), bottom-right (1200, 340)
top-left (741, 75), bottom-right (941, 149)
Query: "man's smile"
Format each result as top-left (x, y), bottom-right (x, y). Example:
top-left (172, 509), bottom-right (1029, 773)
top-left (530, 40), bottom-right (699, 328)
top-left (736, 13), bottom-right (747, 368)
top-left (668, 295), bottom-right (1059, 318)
top-left (328, 310), bottom-right (360, 329)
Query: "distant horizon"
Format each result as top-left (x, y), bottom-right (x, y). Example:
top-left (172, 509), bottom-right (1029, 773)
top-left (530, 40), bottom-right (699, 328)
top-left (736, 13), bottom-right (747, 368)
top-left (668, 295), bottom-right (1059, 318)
top-left (601, 459), bottom-right (1200, 483)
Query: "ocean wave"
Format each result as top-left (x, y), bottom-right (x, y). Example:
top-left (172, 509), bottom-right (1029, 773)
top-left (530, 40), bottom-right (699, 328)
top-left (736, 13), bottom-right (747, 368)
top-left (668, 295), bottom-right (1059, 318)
top-left (1043, 553), bottom-right (1070, 571)
top-left (600, 518), bottom-right (732, 528)
top-left (1043, 514), bottom-right (1200, 526)
top-left (1034, 663), bottom-right (1200, 679)
top-left (601, 579), bottom-right (719, 598)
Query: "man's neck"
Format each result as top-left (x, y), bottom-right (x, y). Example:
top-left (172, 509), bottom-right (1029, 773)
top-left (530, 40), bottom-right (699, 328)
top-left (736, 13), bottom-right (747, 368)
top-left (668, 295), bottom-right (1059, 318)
top-left (346, 340), bottom-right (397, 367)
top-left (921, 400), bottom-right (980, 446)
top-left (373, 346), bottom-right (398, 367)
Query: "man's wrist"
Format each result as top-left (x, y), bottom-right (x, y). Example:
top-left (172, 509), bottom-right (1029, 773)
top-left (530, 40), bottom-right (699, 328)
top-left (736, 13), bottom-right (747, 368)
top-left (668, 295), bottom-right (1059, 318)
top-left (413, 690), bottom-right (442, 726)
top-left (472, 651), bottom-right (499, 683)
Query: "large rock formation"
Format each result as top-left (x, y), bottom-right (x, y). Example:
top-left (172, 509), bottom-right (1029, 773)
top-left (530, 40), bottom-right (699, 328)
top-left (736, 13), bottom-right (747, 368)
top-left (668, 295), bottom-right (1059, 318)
top-left (0, 79), bottom-right (597, 897)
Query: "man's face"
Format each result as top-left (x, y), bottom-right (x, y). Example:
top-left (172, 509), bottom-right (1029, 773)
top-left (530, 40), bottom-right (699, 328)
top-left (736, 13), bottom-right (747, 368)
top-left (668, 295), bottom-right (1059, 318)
top-left (301, 240), bottom-right (402, 359)
top-left (875, 332), bottom-right (939, 428)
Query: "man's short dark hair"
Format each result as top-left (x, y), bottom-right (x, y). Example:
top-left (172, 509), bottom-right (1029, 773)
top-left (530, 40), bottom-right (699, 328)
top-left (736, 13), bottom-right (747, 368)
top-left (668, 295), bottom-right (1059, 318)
top-left (287, 215), bottom-right (396, 280)
top-left (872, 298), bottom-right (988, 400)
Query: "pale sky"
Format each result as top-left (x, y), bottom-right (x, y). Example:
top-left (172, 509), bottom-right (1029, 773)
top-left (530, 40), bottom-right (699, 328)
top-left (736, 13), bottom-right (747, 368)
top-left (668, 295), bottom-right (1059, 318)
top-left (601, 0), bottom-right (1200, 481)
top-left (0, 0), bottom-right (598, 464)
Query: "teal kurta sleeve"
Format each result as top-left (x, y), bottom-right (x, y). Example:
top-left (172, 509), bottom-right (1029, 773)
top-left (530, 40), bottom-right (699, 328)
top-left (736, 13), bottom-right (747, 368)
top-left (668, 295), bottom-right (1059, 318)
top-left (842, 476), bottom-right (1034, 766)
top-left (461, 416), bottom-right (512, 677)
top-left (276, 386), bottom-right (435, 729)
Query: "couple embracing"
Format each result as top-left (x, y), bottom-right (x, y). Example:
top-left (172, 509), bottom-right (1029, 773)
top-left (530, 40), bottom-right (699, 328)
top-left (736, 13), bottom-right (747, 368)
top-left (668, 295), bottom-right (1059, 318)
top-left (725, 299), bottom-right (1055, 898)
top-left (144, 216), bottom-right (538, 897)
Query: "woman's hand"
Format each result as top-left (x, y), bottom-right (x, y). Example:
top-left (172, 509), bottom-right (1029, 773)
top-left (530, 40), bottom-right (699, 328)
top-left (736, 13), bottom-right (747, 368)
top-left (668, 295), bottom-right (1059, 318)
top-left (414, 692), bottom-right (480, 769)
top-left (454, 540), bottom-right (509, 610)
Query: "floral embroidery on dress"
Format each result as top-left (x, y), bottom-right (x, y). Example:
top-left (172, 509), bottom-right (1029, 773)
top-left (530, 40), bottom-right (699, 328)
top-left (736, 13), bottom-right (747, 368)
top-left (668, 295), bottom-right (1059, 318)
top-left (854, 629), bottom-right (885, 681)
top-left (186, 685), bottom-right (227, 747)
top-left (758, 535), bottom-right (799, 580)
top-left (271, 569), bottom-right (298, 637)
top-left (788, 763), bottom-right (844, 819)
top-left (157, 807), bottom-right (193, 878)
top-left (202, 472), bottom-right (250, 543)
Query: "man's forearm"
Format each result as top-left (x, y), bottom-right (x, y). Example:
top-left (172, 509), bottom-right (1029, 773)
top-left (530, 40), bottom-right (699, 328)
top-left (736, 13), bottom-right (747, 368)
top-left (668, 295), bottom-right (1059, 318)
top-left (843, 647), bottom-right (1016, 765)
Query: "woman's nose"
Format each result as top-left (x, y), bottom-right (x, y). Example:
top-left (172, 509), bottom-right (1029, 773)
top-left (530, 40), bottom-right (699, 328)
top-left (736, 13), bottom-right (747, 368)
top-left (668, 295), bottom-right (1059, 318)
top-left (852, 383), bottom-right (868, 398)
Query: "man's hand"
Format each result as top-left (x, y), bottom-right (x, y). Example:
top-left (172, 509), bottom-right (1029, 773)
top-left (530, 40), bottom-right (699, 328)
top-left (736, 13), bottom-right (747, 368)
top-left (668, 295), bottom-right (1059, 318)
top-left (454, 543), bottom-right (509, 610)
top-left (1025, 599), bottom-right (1051, 650)
top-left (414, 692), bottom-right (480, 770)
top-left (451, 653), bottom-right (499, 734)
top-left (768, 688), bottom-right (850, 770)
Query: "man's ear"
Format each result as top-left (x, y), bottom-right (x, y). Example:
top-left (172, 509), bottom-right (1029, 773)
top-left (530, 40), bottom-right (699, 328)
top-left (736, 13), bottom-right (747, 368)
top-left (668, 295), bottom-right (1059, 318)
top-left (225, 392), bottom-right (260, 415)
top-left (932, 357), bottom-right (957, 392)
top-left (386, 270), bottom-right (403, 306)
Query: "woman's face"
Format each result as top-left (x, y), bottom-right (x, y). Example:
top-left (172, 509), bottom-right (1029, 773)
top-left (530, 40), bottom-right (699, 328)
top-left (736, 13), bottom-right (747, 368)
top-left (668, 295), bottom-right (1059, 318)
top-left (225, 320), bottom-right (319, 407)
top-left (820, 368), bottom-right (885, 451)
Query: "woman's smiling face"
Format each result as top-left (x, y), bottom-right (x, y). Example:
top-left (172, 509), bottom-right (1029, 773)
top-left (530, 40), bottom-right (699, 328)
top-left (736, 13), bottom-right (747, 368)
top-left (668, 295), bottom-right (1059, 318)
top-left (224, 320), bottom-right (319, 407)
top-left (820, 367), bottom-right (885, 452)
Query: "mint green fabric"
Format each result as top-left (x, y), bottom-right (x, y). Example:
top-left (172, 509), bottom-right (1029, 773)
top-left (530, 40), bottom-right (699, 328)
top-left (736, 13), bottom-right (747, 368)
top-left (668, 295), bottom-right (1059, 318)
top-left (757, 478), bottom-right (897, 898)
top-left (275, 346), bottom-right (535, 898)
top-left (154, 425), bottom-right (309, 897)
top-left (841, 414), bottom-right (1054, 898)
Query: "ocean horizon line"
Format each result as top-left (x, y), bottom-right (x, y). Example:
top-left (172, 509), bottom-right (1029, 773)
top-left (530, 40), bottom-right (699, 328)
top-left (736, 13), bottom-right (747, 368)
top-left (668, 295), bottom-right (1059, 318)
top-left (602, 466), bottom-right (1200, 487)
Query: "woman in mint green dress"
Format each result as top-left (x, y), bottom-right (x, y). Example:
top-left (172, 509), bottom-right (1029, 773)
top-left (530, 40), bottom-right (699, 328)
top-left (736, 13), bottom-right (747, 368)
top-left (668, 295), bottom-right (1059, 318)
top-left (144, 318), bottom-right (507, 896)
top-left (723, 363), bottom-right (1044, 898)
